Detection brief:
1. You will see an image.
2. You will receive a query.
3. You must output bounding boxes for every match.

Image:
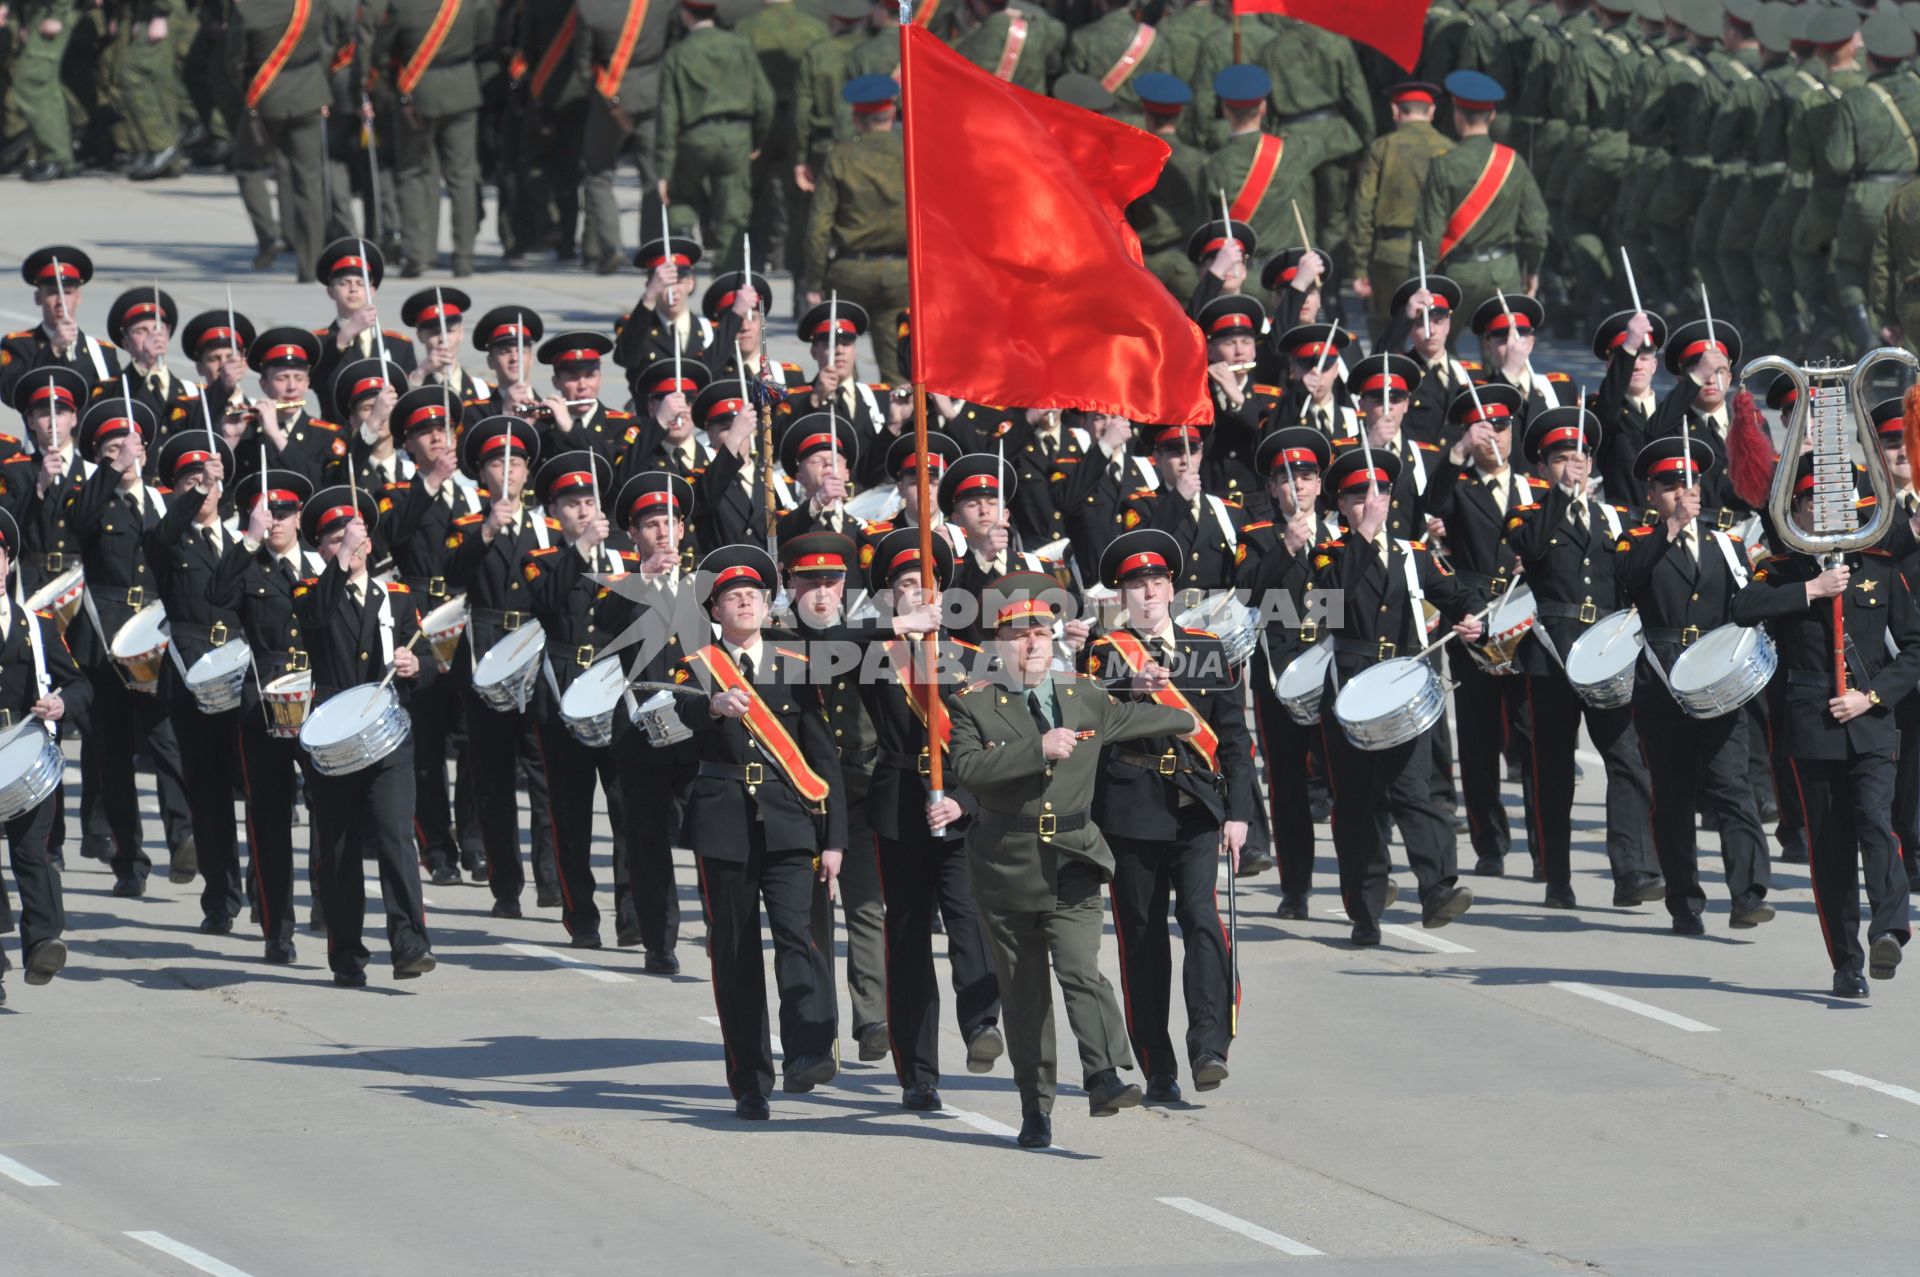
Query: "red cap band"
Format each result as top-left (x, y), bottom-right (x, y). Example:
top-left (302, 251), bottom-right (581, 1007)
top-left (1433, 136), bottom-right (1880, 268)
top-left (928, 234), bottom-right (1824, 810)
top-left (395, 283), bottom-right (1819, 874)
top-left (704, 397), bottom-right (745, 421)
top-left (94, 417), bottom-right (135, 440)
top-left (641, 252), bottom-right (694, 269)
top-left (1484, 312), bottom-right (1531, 334)
top-left (553, 347), bottom-right (601, 364)
top-left (478, 432), bottom-right (524, 456)
top-left (27, 384), bottom-right (75, 408)
top-left (1681, 339), bottom-right (1728, 362)
top-left (172, 449), bottom-right (213, 472)
top-left (195, 325), bottom-right (238, 352)
top-left (1338, 467), bottom-right (1391, 491)
top-left (1208, 312), bottom-right (1256, 334)
top-left (955, 473), bottom-right (1000, 496)
top-left (628, 490), bottom-right (681, 517)
top-left (264, 343), bottom-right (309, 365)
top-left (351, 375), bottom-right (387, 400)
top-left (1118, 551), bottom-right (1168, 576)
top-left (548, 471), bottom-right (596, 495)
top-left (487, 323), bottom-right (529, 346)
top-left (887, 547), bottom-right (922, 574)
top-left (797, 432), bottom-right (845, 457)
top-left (415, 304), bottom-right (461, 325)
top-left (649, 377), bottom-right (700, 395)
top-left (317, 504), bottom-right (360, 530)
top-left (1454, 96), bottom-right (1495, 111)
top-left (1294, 341), bottom-right (1335, 359)
top-left (792, 552), bottom-right (846, 571)
top-left (330, 256), bottom-right (368, 278)
top-left (1794, 471), bottom-right (1817, 494)
top-left (852, 98), bottom-right (894, 114)
top-left (713, 564), bottom-right (765, 590)
top-left (266, 489), bottom-right (301, 505)
top-left (405, 405), bottom-right (449, 429)
top-left (1461, 402), bottom-right (1513, 424)
top-left (997, 597), bottom-right (1053, 624)
top-left (1540, 426), bottom-right (1585, 450)
top-left (35, 261), bottom-right (81, 283)
top-left (1199, 236), bottom-right (1246, 257)
top-left (1357, 373), bottom-right (1408, 393)
top-left (1154, 425), bottom-right (1203, 448)
top-left (123, 302), bottom-right (159, 323)
top-left (810, 319), bottom-right (859, 337)
top-left (1273, 447), bottom-right (1318, 468)
top-left (1394, 88), bottom-right (1435, 104)
top-left (1648, 456), bottom-right (1701, 479)
top-left (898, 453), bottom-right (945, 472)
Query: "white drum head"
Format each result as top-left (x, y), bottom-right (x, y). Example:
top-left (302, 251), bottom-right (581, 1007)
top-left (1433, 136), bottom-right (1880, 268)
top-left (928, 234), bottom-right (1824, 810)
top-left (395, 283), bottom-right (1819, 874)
top-left (1669, 625), bottom-right (1754, 694)
top-left (1489, 583), bottom-right (1536, 631)
top-left (1335, 658), bottom-right (1431, 721)
top-left (0, 724), bottom-right (49, 776)
top-left (264, 670), bottom-right (312, 697)
top-left (1565, 611), bottom-right (1643, 681)
top-left (473, 624), bottom-right (546, 684)
top-left (562, 659), bottom-right (627, 719)
top-left (422, 597), bottom-right (468, 634)
top-left (26, 566), bottom-right (83, 611)
top-left (302, 684), bottom-right (396, 749)
top-left (110, 603), bottom-right (169, 659)
top-left (187, 641), bottom-right (251, 686)
top-left (1275, 645), bottom-right (1331, 698)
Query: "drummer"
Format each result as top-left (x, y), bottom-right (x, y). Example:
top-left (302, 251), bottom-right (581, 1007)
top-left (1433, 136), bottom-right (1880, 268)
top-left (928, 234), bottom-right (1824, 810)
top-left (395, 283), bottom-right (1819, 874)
top-left (1613, 436), bottom-right (1774, 936)
top-left (0, 506), bottom-right (91, 1007)
top-left (148, 433), bottom-right (249, 936)
top-left (1504, 407), bottom-right (1663, 911)
top-left (209, 469), bottom-right (318, 965)
top-left (1327, 351), bottom-right (1440, 544)
top-left (1117, 423), bottom-right (1251, 600)
top-left (518, 449), bottom-right (631, 951)
top-left (12, 366), bottom-right (90, 597)
top-left (292, 485), bottom-right (437, 987)
top-left (1307, 448), bottom-right (1483, 945)
top-left (332, 356), bottom-right (413, 494)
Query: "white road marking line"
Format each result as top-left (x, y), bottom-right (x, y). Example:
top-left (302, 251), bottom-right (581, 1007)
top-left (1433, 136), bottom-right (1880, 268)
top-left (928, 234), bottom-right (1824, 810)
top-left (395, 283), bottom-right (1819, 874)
top-left (1816, 1070), bottom-right (1920, 1107)
top-left (1318, 908), bottom-right (1475, 953)
top-left (700, 1014), bottom-right (783, 1056)
top-left (363, 879), bottom-right (435, 907)
top-left (0, 1152), bottom-right (58, 1186)
top-left (1575, 750), bottom-right (1604, 768)
top-left (1155, 1197), bottom-right (1323, 1257)
top-left (124, 1232), bottom-right (257, 1277)
top-left (1550, 981), bottom-right (1718, 1032)
top-left (502, 942), bottom-right (632, 983)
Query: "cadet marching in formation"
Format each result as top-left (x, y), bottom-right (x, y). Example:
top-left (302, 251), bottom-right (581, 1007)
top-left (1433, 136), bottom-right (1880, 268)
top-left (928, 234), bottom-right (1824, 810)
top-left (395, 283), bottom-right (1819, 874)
top-left (4, 4), bottom-right (1920, 1145)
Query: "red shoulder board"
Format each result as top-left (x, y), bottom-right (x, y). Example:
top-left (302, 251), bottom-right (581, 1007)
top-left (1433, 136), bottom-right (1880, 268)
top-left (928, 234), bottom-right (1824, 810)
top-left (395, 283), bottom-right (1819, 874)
top-left (1416, 441), bottom-right (1439, 451)
top-left (1182, 626), bottom-right (1216, 638)
top-left (782, 362), bottom-right (803, 374)
top-left (1629, 525), bottom-right (1654, 536)
top-left (1242, 520), bottom-right (1273, 532)
top-left (774, 646), bottom-right (808, 662)
top-left (382, 329), bottom-right (408, 341)
top-left (528, 545), bottom-right (558, 556)
top-left (1546, 370), bottom-right (1570, 383)
top-left (453, 512), bottom-right (483, 526)
top-left (1409, 540), bottom-right (1428, 550)
top-left (1252, 384), bottom-right (1282, 397)
top-left (386, 581), bottom-right (410, 594)
top-left (543, 516), bottom-right (561, 530)
top-left (607, 409), bottom-right (633, 420)
top-left (1459, 359), bottom-right (1483, 372)
top-left (310, 327), bottom-right (329, 337)
top-left (616, 550), bottom-right (641, 564)
top-left (308, 419), bottom-right (341, 432)
top-left (859, 542), bottom-right (877, 567)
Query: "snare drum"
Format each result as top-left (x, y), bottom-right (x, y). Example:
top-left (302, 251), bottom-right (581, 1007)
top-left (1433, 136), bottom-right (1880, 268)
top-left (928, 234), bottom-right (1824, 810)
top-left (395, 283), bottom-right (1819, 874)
top-left (560, 658), bottom-right (627, 748)
top-left (1468, 584), bottom-right (1536, 676)
top-left (420, 597), bottom-right (469, 673)
top-left (1563, 611), bottom-right (1643, 709)
top-left (261, 670), bottom-right (314, 739)
top-left (108, 603), bottom-right (170, 694)
top-left (1272, 644), bottom-right (1332, 725)
top-left (1666, 624), bottom-right (1777, 719)
top-left (634, 688), bottom-right (693, 748)
top-left (0, 722), bottom-right (63, 823)
top-left (185, 641), bottom-right (251, 714)
top-left (472, 624), bottom-right (547, 713)
top-left (1082, 584), bottom-right (1126, 632)
top-left (300, 683), bottom-right (410, 776)
top-left (1176, 592), bottom-right (1259, 667)
top-left (1333, 657), bottom-right (1447, 751)
top-left (25, 567), bottom-right (85, 636)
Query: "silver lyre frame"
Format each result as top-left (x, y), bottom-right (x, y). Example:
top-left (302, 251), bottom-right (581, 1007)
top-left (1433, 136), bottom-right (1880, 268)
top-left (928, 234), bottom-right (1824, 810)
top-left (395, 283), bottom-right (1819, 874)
top-left (1742, 346), bottom-right (1918, 561)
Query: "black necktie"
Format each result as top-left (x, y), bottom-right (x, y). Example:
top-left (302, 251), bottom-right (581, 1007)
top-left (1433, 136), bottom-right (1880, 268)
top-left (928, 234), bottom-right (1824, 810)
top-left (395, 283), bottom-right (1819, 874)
top-left (1028, 689), bottom-right (1054, 733)
top-left (148, 374), bottom-right (162, 398)
top-left (1152, 636), bottom-right (1174, 669)
top-left (1571, 501), bottom-right (1587, 535)
top-left (738, 651), bottom-right (755, 683)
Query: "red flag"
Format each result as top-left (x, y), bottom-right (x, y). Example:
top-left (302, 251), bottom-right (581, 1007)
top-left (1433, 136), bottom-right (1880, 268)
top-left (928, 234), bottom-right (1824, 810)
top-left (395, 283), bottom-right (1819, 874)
top-left (900, 25), bottom-right (1209, 426)
top-left (1232, 0), bottom-right (1431, 73)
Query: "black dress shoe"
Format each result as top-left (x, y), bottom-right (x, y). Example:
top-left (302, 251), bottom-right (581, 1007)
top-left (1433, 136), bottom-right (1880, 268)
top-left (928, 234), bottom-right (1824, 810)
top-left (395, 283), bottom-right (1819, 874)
top-left (782, 1052), bottom-right (837, 1093)
top-left (615, 925), bottom-right (644, 948)
top-left (1422, 885), bottom-right (1473, 928)
top-left (466, 860), bottom-right (490, 884)
top-left (1779, 833), bottom-right (1809, 864)
top-left (569, 930), bottom-right (603, 950)
top-left (22, 160), bottom-right (73, 182)
top-left (1729, 900), bottom-right (1776, 929)
top-left (856, 1021), bottom-right (890, 1061)
top-left (1234, 849), bottom-right (1275, 878)
top-left (1869, 933), bottom-right (1904, 981)
top-left (333, 969), bottom-right (369, 988)
top-left (1543, 884), bottom-right (1577, 910)
top-left (169, 840), bottom-right (198, 884)
top-left (1191, 1051), bottom-right (1229, 1092)
top-left (430, 864), bottom-right (461, 886)
top-left (1086, 1068), bottom-right (1144, 1116)
top-left (901, 1083), bottom-right (942, 1111)
top-left (1144, 1074), bottom-right (1182, 1104)
top-left (23, 939), bottom-right (66, 986)
top-left (128, 145), bottom-right (179, 180)
top-left (111, 875), bottom-right (145, 898)
top-left (1016, 1111), bottom-right (1052, 1148)
top-left (250, 243), bottom-right (278, 271)
top-left (392, 947), bottom-right (437, 979)
top-left (1274, 894), bottom-right (1309, 921)
top-left (1472, 855), bottom-right (1505, 877)
top-left (199, 914), bottom-right (234, 936)
top-left (1351, 926), bottom-right (1382, 947)
top-left (735, 1092), bottom-right (770, 1120)
top-left (535, 886), bottom-right (562, 909)
top-left (644, 949), bottom-right (681, 975)
top-left (1612, 871), bottom-right (1666, 907)
top-left (490, 898), bottom-right (523, 919)
top-left (264, 940), bottom-right (296, 965)
top-left (81, 838), bottom-right (112, 862)
top-left (965, 1023), bottom-right (1004, 1074)
top-left (1832, 967), bottom-right (1870, 998)
top-left (1671, 912), bottom-right (1706, 936)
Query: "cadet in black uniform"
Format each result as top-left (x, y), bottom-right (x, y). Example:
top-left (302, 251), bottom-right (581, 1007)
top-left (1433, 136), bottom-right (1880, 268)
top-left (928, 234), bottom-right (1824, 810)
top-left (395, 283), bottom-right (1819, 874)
top-left (1119, 423), bottom-right (1250, 598)
top-left (689, 378), bottom-right (780, 551)
top-left (403, 288), bottom-right (495, 420)
top-left (0, 507), bottom-right (90, 1007)
top-left (1086, 528), bottom-right (1254, 1103)
top-left (1327, 351), bottom-right (1442, 544)
top-left (1377, 274), bottom-right (1469, 449)
top-left (1647, 320), bottom-right (1748, 530)
top-left (12, 367), bottom-right (91, 599)
top-left (775, 416), bottom-right (863, 543)
top-left (469, 305), bottom-right (545, 425)
top-left (1732, 455), bottom-right (1917, 996)
top-left (614, 237), bottom-right (714, 373)
top-left (292, 487), bottom-right (436, 987)
top-left (1589, 309), bottom-right (1668, 511)
top-left (1504, 407), bottom-right (1663, 909)
top-left (671, 544), bottom-right (847, 1119)
top-left (102, 287), bottom-right (203, 465)
top-left (239, 328), bottom-right (349, 494)
top-left (179, 311), bottom-right (259, 428)
top-left (1052, 412), bottom-right (1148, 582)
top-left (0, 246), bottom-right (122, 404)
top-left (309, 239), bottom-right (418, 423)
top-left (535, 332), bottom-right (635, 463)
top-left (1613, 437), bottom-right (1775, 935)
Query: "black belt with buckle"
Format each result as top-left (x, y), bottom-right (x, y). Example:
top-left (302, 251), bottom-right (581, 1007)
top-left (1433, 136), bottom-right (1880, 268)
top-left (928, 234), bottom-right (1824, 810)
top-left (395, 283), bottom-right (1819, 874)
top-left (1276, 107), bottom-right (1337, 123)
top-left (471, 607), bottom-right (525, 631)
top-left (1712, 507), bottom-right (1741, 530)
top-left (170, 620), bottom-right (231, 646)
top-left (839, 250), bottom-right (907, 261)
top-left (1374, 228), bottom-right (1413, 241)
top-left (1331, 635), bottom-right (1398, 660)
top-left (573, 644), bottom-right (595, 668)
top-left (840, 746), bottom-right (876, 770)
top-left (977, 807), bottom-right (1091, 839)
top-left (878, 747), bottom-right (933, 775)
top-left (265, 649), bottom-right (310, 675)
top-left (405, 575), bottom-right (452, 600)
top-left (699, 761), bottom-right (771, 787)
top-left (106, 585), bottom-right (146, 608)
top-left (1537, 601), bottom-right (1604, 624)
top-left (0, 709), bottom-right (14, 729)
top-left (1113, 748), bottom-right (1195, 776)
top-left (28, 552), bottom-right (69, 573)
top-left (1643, 625), bottom-right (1703, 647)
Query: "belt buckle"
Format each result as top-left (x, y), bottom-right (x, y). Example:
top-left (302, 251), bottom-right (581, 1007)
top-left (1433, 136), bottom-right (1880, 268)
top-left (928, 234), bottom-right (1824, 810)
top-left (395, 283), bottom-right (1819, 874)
top-left (916, 749), bottom-right (931, 777)
top-left (743, 762), bottom-right (764, 787)
top-left (1037, 812), bottom-right (1057, 839)
top-left (1377, 639), bottom-right (1397, 660)
top-left (1680, 625), bottom-right (1700, 647)
top-left (1715, 509), bottom-right (1734, 531)
top-left (427, 576), bottom-right (448, 599)
top-left (501, 611), bottom-right (523, 631)
top-left (209, 621), bottom-right (228, 646)
top-left (0, 710), bottom-right (12, 729)
top-left (43, 552), bottom-right (63, 573)
top-left (1158, 751), bottom-right (1177, 776)
top-left (1578, 601), bottom-right (1597, 625)
top-left (1299, 621), bottom-right (1318, 643)
top-left (126, 586), bottom-right (144, 608)
top-left (289, 649), bottom-right (310, 673)
top-left (575, 644), bottom-right (594, 669)
top-left (1182, 588), bottom-right (1204, 611)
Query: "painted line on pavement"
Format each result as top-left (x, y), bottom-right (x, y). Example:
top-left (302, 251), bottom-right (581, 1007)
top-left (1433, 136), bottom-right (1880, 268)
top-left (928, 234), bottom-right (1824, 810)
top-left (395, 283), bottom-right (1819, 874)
top-left (1816, 1069), bottom-right (1920, 1107)
top-left (1550, 981), bottom-right (1717, 1032)
top-left (1319, 908), bottom-right (1475, 954)
top-left (1575, 750), bottom-right (1604, 768)
top-left (502, 942), bottom-right (632, 983)
top-left (124, 1232), bottom-right (256, 1277)
top-left (0, 1152), bottom-right (58, 1186)
top-left (1155, 1197), bottom-right (1323, 1256)
top-left (362, 879), bottom-right (436, 907)
top-left (700, 1014), bottom-right (783, 1056)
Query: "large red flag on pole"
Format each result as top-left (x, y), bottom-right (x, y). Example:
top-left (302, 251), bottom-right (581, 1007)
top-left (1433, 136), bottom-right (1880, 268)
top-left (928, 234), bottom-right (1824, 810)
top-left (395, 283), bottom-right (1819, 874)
top-left (900, 24), bottom-right (1210, 426)
top-left (1232, 0), bottom-right (1431, 72)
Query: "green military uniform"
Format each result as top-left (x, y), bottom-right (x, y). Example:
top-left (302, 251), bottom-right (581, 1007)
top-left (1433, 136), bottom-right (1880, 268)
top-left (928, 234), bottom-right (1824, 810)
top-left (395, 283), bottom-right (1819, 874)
top-left (1824, 61), bottom-right (1920, 346)
top-left (1062, 5), bottom-right (1176, 124)
top-left (13, 0), bottom-right (83, 172)
top-left (1515, 1), bottom-right (1594, 324)
top-left (1737, 8), bottom-right (1803, 348)
top-left (736, 0), bottom-right (830, 280)
top-left (577, 0), bottom-right (679, 272)
top-left (181, 0), bottom-right (241, 155)
top-left (1558, 8), bottom-right (1642, 328)
top-left (1199, 127), bottom-right (1326, 276)
top-left (946, 666), bottom-right (1191, 1119)
top-left (792, 22), bottom-right (862, 176)
top-left (1639, 29), bottom-right (1725, 304)
top-left (1351, 115), bottom-right (1454, 333)
top-left (1128, 127), bottom-right (1207, 298)
top-left (951, 0), bottom-right (1066, 94)
top-left (802, 124), bottom-right (907, 382)
top-left (1183, 15), bottom-right (1279, 150)
top-left (1791, 58), bottom-right (1867, 346)
top-left (1692, 39), bottom-right (1768, 338)
top-left (229, 0), bottom-right (349, 276)
top-left (504, 0), bottom-right (592, 262)
top-left (370, 0), bottom-right (495, 276)
top-left (658, 19), bottom-right (775, 282)
top-left (1414, 131), bottom-right (1550, 328)
top-left (1757, 56), bottom-right (1838, 342)
top-left (1416, 0), bottom-right (1474, 86)
top-left (107, 0), bottom-right (191, 174)
top-left (1613, 22), bottom-right (1673, 309)
top-left (1869, 174), bottom-right (1920, 352)
top-left (1454, 0), bottom-right (1523, 142)
top-left (1252, 19), bottom-right (1375, 264)
top-left (1154, 0), bottom-right (1222, 86)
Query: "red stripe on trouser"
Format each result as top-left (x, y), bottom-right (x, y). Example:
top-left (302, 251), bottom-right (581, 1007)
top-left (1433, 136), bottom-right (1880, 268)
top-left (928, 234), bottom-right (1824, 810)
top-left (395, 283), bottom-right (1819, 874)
top-left (1212, 881), bottom-right (1239, 1021)
top-left (874, 835), bottom-right (907, 1089)
top-left (1789, 760), bottom-right (1839, 968)
top-left (530, 724), bottom-right (574, 914)
top-left (237, 720), bottom-right (269, 937)
top-left (1524, 679), bottom-right (1547, 880)
top-left (697, 856), bottom-right (741, 1097)
top-left (1106, 882), bottom-right (1146, 1076)
top-left (1318, 719), bottom-right (1359, 925)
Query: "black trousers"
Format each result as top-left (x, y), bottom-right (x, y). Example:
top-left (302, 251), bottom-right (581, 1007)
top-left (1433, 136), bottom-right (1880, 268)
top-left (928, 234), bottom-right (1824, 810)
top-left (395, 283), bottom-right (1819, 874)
top-left (697, 826), bottom-right (836, 1100)
top-left (1789, 753), bottom-right (1912, 972)
top-left (460, 684), bottom-right (555, 906)
top-left (1449, 650), bottom-right (1532, 862)
top-left (166, 688), bottom-right (244, 922)
top-left (1896, 710), bottom-right (1920, 885)
top-left (530, 719), bottom-right (627, 940)
top-left (237, 714), bottom-right (304, 947)
top-left (1760, 680), bottom-right (1804, 841)
top-left (406, 670), bottom-right (461, 871)
top-left (1634, 694), bottom-right (1771, 919)
top-left (83, 664), bottom-right (191, 878)
top-left (1251, 659), bottom-right (1318, 898)
top-left (307, 738), bottom-right (429, 978)
top-left (1320, 716), bottom-right (1458, 933)
top-left (0, 790), bottom-right (63, 965)
top-left (1108, 815), bottom-right (1234, 1080)
top-left (876, 828), bottom-right (999, 1090)
top-left (1523, 674), bottom-right (1657, 887)
top-left (614, 740), bottom-right (694, 954)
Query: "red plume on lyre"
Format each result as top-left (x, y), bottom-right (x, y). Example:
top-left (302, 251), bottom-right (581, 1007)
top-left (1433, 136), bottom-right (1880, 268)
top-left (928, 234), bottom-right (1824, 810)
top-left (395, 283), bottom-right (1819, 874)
top-left (1728, 386), bottom-right (1779, 511)
top-left (1904, 383), bottom-right (1920, 479)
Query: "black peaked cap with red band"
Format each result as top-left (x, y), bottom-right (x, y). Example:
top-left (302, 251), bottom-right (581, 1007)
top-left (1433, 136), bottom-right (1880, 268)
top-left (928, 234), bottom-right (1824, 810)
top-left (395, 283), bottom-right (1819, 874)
top-left (315, 237), bottom-right (385, 288)
top-left (1523, 405), bottom-right (1603, 464)
top-left (1350, 351), bottom-right (1423, 398)
top-left (1632, 435), bottom-right (1716, 486)
top-left (9, 365), bottom-right (87, 417)
top-left (470, 305), bottom-right (545, 353)
top-left (1447, 381), bottom-right (1525, 429)
top-left (867, 525), bottom-right (956, 594)
top-left (533, 449), bottom-right (615, 508)
top-left (778, 412), bottom-right (861, 475)
top-left (248, 326), bottom-right (323, 373)
top-left (537, 330), bottom-right (614, 369)
top-left (702, 271), bottom-right (774, 321)
top-left (333, 356), bottom-right (410, 414)
top-left (633, 235), bottom-right (704, 274)
top-left (938, 452), bottom-right (1017, 515)
top-left (180, 310), bottom-right (257, 361)
top-left (1590, 307), bottom-right (1669, 362)
top-left (614, 470), bottom-right (695, 527)
top-left (300, 483), bottom-right (381, 546)
top-left (798, 299), bottom-right (870, 341)
top-left (1469, 292), bottom-right (1544, 338)
top-left (1663, 318), bottom-right (1742, 377)
top-left (106, 287), bottom-right (178, 346)
top-left (231, 468), bottom-right (314, 518)
top-left (886, 429), bottom-right (962, 481)
top-left (459, 414), bottom-right (543, 479)
top-left (1323, 446), bottom-right (1403, 495)
top-left (780, 530), bottom-right (859, 580)
top-left (1388, 272), bottom-right (1462, 319)
top-left (78, 396), bottom-right (157, 460)
top-left (1261, 247), bottom-right (1334, 294)
top-left (631, 355), bottom-right (713, 401)
top-left (1275, 322), bottom-right (1352, 362)
top-left (692, 378), bottom-right (752, 427)
top-left (1099, 528), bottom-right (1182, 590)
top-left (986, 569), bottom-right (1068, 629)
top-left (699, 544), bottom-right (778, 607)
top-left (1256, 425), bottom-right (1332, 476)
top-left (156, 432), bottom-right (235, 484)
top-left (20, 245), bottom-right (92, 289)
top-left (391, 384), bottom-right (464, 438)
top-left (1197, 294), bottom-right (1265, 342)
top-left (1185, 217), bottom-right (1257, 265)
top-left (401, 287), bottom-right (473, 331)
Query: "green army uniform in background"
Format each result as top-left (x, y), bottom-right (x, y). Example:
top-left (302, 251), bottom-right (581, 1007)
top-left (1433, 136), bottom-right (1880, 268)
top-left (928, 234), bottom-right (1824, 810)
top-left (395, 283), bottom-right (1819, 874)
top-left (1558, 8), bottom-right (1641, 329)
top-left (1757, 51), bottom-right (1836, 342)
top-left (1691, 24), bottom-right (1766, 338)
top-left (734, 0), bottom-right (830, 281)
top-left (576, 0), bottom-right (678, 272)
top-left (952, 0), bottom-right (1066, 94)
top-left (1869, 174), bottom-right (1920, 353)
top-left (1200, 128), bottom-right (1326, 276)
top-left (13, 0), bottom-right (82, 173)
top-left (1063, 4), bottom-right (1176, 125)
top-left (1414, 131), bottom-right (1550, 326)
top-left (371, 0), bottom-right (496, 276)
top-left (802, 124), bottom-right (907, 381)
top-left (1417, 0), bottom-right (1474, 85)
top-left (109, 0), bottom-right (190, 174)
top-left (324, 0), bottom-right (365, 244)
top-left (1183, 14), bottom-right (1279, 150)
top-left (1154, 0), bottom-right (1222, 85)
top-left (181, 0), bottom-right (241, 158)
top-left (230, 0), bottom-right (348, 276)
top-left (1127, 127), bottom-right (1207, 298)
top-left (1351, 112), bottom-right (1454, 335)
top-left (1637, 20), bottom-right (1723, 305)
top-left (505, 0), bottom-right (593, 262)
top-left (1614, 13), bottom-right (1673, 310)
top-left (1252, 19), bottom-right (1374, 269)
top-left (658, 18), bottom-right (775, 279)
top-left (1790, 53), bottom-right (1866, 347)
top-left (1822, 17), bottom-right (1920, 350)
top-left (791, 15), bottom-right (863, 179)
top-left (1516, 0), bottom-right (1593, 328)
top-left (1733, 42), bottom-right (1798, 348)
top-left (1454, 0), bottom-right (1521, 142)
